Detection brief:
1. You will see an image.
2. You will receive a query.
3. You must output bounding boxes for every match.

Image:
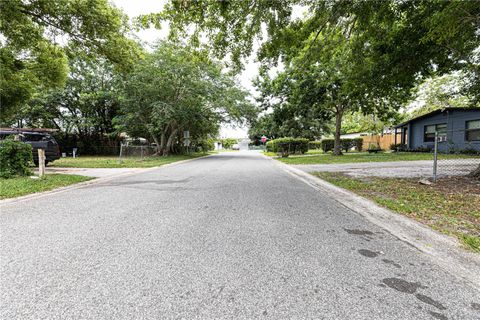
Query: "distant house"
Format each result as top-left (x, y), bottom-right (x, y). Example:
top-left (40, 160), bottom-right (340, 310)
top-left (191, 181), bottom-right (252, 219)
top-left (340, 132), bottom-right (369, 139)
top-left (393, 108), bottom-right (480, 152)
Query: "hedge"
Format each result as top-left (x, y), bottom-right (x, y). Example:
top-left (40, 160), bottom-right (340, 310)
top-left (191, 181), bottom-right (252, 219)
top-left (0, 139), bottom-right (33, 178)
top-left (266, 137), bottom-right (309, 154)
top-left (390, 143), bottom-right (407, 152)
top-left (308, 141), bottom-right (322, 149)
top-left (320, 138), bottom-right (363, 153)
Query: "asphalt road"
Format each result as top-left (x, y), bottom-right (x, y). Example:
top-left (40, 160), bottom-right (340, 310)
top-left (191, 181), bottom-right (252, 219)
top-left (1, 151), bottom-right (479, 319)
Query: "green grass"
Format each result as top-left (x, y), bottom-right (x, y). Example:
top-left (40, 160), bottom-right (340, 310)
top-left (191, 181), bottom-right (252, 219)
top-left (49, 153), bottom-right (209, 168)
top-left (0, 174), bottom-right (93, 199)
top-left (315, 172), bottom-right (480, 253)
top-left (305, 149), bottom-right (326, 155)
top-left (274, 151), bottom-right (478, 165)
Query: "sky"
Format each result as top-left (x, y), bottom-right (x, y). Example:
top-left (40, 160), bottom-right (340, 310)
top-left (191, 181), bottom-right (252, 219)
top-left (112, 0), bottom-right (257, 138)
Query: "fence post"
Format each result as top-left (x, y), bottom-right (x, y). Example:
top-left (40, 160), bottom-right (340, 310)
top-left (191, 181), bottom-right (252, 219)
top-left (38, 149), bottom-right (45, 177)
top-left (433, 131), bottom-right (438, 182)
top-left (118, 143), bottom-right (123, 163)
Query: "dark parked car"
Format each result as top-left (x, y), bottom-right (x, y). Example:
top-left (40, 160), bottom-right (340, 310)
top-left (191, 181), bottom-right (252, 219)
top-left (0, 129), bottom-right (61, 165)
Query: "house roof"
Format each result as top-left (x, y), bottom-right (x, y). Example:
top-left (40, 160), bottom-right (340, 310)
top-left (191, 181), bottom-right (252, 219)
top-left (394, 107), bottom-right (480, 128)
top-left (0, 127), bottom-right (58, 133)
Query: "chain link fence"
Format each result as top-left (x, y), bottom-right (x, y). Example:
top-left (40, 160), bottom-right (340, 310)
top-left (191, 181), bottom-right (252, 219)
top-left (433, 129), bottom-right (480, 181)
top-left (118, 144), bottom-right (157, 159)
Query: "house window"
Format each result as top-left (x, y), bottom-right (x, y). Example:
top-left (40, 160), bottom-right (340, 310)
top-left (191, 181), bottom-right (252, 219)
top-left (424, 123), bottom-right (447, 142)
top-left (466, 119), bottom-right (480, 142)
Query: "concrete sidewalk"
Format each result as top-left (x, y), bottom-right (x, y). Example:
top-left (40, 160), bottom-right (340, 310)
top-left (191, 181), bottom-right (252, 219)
top-left (36, 167), bottom-right (149, 178)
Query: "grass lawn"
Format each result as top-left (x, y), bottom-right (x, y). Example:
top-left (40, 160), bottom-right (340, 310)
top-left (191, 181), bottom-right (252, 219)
top-left (305, 149), bottom-right (326, 155)
top-left (315, 172), bottom-right (480, 253)
top-left (49, 153), bottom-right (209, 168)
top-left (275, 151), bottom-right (478, 165)
top-left (0, 174), bottom-right (93, 199)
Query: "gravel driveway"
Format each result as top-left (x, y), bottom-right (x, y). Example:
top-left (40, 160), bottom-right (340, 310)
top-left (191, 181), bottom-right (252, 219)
top-left (1, 152), bottom-right (479, 319)
top-left (293, 159), bottom-right (479, 178)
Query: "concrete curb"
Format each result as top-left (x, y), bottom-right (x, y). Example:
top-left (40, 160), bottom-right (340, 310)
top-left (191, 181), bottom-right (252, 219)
top-left (263, 153), bottom-right (480, 289)
top-left (0, 154), bottom-right (214, 206)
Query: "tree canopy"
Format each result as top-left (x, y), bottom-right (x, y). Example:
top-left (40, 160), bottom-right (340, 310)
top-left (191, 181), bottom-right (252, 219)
top-left (119, 42), bottom-right (255, 155)
top-left (0, 0), bottom-right (141, 121)
top-left (151, 0), bottom-right (479, 153)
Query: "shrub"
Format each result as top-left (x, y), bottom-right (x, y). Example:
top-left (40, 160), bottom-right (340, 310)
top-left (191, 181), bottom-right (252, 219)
top-left (220, 138), bottom-right (238, 149)
top-left (266, 137), bottom-right (309, 154)
top-left (367, 143), bottom-right (382, 151)
top-left (320, 139), bottom-right (335, 153)
top-left (353, 138), bottom-right (363, 152)
top-left (308, 141), bottom-right (322, 150)
top-left (320, 138), bottom-right (363, 153)
top-left (411, 146), bottom-right (433, 153)
top-left (196, 138), bottom-right (215, 152)
top-left (458, 148), bottom-right (480, 155)
top-left (340, 139), bottom-right (351, 152)
top-left (0, 139), bottom-right (33, 178)
top-left (390, 143), bottom-right (407, 152)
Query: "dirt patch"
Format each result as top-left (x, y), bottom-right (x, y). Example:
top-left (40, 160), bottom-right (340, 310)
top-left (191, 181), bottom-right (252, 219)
top-left (430, 176), bottom-right (480, 196)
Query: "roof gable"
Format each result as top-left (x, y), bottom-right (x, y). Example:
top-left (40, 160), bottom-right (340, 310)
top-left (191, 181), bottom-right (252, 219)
top-left (395, 107), bottom-right (480, 128)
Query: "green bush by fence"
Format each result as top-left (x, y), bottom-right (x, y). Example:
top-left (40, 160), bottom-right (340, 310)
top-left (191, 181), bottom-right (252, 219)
top-left (308, 141), bottom-right (322, 149)
top-left (266, 137), bottom-right (309, 154)
top-left (0, 140), bottom-right (33, 178)
top-left (320, 138), bottom-right (363, 153)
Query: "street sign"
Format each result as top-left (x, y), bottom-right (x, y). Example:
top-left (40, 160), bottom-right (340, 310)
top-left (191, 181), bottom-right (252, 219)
top-left (183, 130), bottom-right (190, 139)
top-left (261, 136), bottom-right (267, 143)
top-left (183, 138), bottom-right (191, 147)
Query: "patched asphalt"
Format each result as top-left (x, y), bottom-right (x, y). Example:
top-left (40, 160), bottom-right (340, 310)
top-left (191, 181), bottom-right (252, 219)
top-left (1, 151), bottom-right (479, 319)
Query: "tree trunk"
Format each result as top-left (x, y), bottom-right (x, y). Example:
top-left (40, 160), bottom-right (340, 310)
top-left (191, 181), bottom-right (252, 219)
top-left (333, 106), bottom-right (344, 156)
top-left (159, 132), bottom-right (166, 155)
top-left (152, 136), bottom-right (161, 155)
top-left (164, 128), bottom-right (178, 156)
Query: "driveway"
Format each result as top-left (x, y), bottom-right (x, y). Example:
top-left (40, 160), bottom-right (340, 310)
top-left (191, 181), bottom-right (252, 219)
top-left (293, 159), bottom-right (479, 178)
top-left (1, 152), bottom-right (478, 319)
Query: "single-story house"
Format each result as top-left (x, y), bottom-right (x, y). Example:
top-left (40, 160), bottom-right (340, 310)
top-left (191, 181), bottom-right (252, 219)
top-left (340, 132), bottom-right (369, 139)
top-left (393, 107), bottom-right (480, 152)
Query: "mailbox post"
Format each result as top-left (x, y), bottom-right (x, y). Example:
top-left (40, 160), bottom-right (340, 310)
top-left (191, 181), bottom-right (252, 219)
top-left (183, 131), bottom-right (190, 154)
top-left (38, 149), bottom-right (46, 177)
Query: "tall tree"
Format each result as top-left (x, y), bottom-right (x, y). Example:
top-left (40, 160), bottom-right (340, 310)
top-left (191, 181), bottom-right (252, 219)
top-left (257, 26), bottom-right (403, 154)
top-left (407, 72), bottom-right (478, 120)
top-left (143, 0), bottom-right (479, 105)
top-left (146, 1), bottom-right (479, 79)
top-left (11, 52), bottom-right (123, 153)
top-left (0, 0), bottom-right (140, 121)
top-left (120, 42), bottom-right (255, 155)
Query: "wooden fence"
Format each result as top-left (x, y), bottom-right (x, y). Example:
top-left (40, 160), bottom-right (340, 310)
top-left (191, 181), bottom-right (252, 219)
top-left (362, 134), bottom-right (395, 151)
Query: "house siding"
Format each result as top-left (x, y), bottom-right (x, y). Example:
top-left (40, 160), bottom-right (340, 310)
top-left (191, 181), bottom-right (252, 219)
top-left (409, 109), bottom-right (480, 152)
